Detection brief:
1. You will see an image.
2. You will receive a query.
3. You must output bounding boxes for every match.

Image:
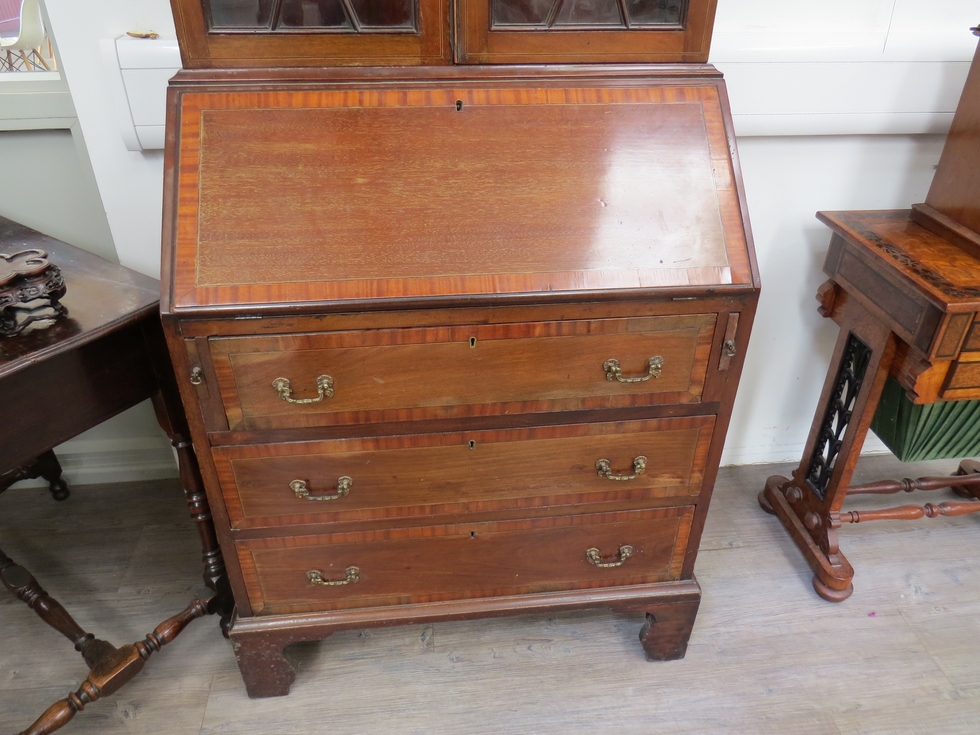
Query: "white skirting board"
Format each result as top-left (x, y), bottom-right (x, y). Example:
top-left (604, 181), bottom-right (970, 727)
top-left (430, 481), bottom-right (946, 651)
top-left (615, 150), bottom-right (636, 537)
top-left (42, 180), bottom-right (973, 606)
top-left (8, 440), bottom-right (179, 490)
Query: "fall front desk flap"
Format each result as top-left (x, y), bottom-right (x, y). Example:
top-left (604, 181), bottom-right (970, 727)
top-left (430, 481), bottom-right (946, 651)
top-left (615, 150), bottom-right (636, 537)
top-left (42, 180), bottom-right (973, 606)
top-left (167, 78), bottom-right (755, 312)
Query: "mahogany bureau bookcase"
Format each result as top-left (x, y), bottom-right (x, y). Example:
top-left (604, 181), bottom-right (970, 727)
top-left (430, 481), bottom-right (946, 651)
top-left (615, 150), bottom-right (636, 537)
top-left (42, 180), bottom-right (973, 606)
top-left (164, 0), bottom-right (760, 696)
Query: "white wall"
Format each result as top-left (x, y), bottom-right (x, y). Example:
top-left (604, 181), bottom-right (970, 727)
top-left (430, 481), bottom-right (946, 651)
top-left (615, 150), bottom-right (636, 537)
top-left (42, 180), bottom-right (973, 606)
top-left (721, 134), bottom-right (947, 465)
top-left (20, 0), bottom-right (980, 480)
top-left (708, 1), bottom-right (976, 463)
top-left (3, 3), bottom-right (179, 489)
top-left (43, 0), bottom-right (176, 277)
top-left (0, 128), bottom-right (115, 260)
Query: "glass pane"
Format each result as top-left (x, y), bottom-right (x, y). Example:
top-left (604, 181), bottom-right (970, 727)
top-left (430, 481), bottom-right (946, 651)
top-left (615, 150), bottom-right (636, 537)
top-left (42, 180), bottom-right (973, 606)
top-left (491, 0), bottom-right (554, 26)
top-left (0, 0), bottom-right (57, 72)
top-left (277, 0), bottom-right (351, 28)
top-left (206, 0), bottom-right (416, 30)
top-left (349, 0), bottom-right (415, 28)
top-left (625, 0), bottom-right (685, 25)
top-left (553, 0), bottom-right (624, 27)
top-left (207, 0), bottom-right (269, 27)
top-left (490, 0), bottom-right (688, 28)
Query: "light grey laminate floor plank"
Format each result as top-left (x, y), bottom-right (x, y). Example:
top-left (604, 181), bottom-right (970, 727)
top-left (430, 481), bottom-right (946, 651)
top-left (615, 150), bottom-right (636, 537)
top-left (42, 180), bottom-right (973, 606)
top-left (3, 460), bottom-right (980, 734)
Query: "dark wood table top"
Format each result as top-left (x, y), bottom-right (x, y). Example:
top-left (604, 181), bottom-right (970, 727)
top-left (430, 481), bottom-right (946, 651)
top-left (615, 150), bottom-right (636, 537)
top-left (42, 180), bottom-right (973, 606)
top-left (0, 217), bottom-right (160, 378)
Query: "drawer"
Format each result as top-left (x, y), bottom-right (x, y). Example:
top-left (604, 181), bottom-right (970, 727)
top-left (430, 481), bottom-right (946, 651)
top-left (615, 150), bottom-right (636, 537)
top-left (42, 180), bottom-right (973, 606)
top-left (961, 320), bottom-right (980, 353)
top-left (943, 329), bottom-right (980, 400)
top-left (942, 362), bottom-right (980, 401)
top-left (214, 416), bottom-right (714, 529)
top-left (207, 314), bottom-right (715, 431)
top-left (237, 507), bottom-right (695, 615)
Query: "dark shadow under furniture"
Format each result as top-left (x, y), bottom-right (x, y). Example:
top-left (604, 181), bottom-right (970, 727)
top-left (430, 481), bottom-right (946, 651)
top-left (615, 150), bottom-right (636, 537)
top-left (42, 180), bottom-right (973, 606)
top-left (0, 216), bottom-right (231, 735)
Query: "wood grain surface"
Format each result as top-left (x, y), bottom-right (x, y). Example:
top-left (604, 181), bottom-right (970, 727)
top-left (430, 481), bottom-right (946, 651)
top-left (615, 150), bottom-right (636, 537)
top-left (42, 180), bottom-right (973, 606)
top-left (238, 506), bottom-right (693, 614)
top-left (206, 314), bottom-right (714, 431)
top-left (923, 41), bottom-right (980, 239)
top-left (160, 64), bottom-right (760, 693)
top-left (818, 210), bottom-right (980, 313)
top-left (213, 416), bottom-right (714, 529)
top-left (171, 81), bottom-right (751, 311)
top-left (0, 217), bottom-right (158, 373)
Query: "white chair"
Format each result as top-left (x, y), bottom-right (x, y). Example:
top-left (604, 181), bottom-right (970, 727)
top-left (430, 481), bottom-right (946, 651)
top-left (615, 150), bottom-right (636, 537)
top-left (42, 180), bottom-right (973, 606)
top-left (0, 0), bottom-right (51, 71)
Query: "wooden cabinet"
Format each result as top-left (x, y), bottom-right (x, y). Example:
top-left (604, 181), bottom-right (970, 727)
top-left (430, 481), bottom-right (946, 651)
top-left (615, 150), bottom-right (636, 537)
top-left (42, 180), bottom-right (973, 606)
top-left (163, 0), bottom-right (756, 699)
top-left (170, 0), bottom-right (715, 66)
top-left (171, 0), bottom-right (452, 66)
top-left (457, 0), bottom-right (718, 64)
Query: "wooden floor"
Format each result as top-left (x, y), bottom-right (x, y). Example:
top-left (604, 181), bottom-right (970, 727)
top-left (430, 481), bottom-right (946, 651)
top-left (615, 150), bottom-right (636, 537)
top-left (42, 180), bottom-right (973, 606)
top-left (4, 455), bottom-right (980, 734)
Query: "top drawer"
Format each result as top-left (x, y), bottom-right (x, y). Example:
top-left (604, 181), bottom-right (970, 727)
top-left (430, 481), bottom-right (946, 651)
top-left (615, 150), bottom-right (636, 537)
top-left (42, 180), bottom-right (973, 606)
top-left (206, 314), bottom-right (715, 431)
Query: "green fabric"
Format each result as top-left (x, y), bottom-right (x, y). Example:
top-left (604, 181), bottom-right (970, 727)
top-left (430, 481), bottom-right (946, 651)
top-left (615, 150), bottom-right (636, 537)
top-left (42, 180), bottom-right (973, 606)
top-left (871, 377), bottom-right (980, 462)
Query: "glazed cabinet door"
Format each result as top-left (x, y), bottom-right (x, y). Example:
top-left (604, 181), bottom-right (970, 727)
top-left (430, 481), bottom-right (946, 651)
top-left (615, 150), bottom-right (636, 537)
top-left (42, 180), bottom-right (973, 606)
top-left (454, 0), bottom-right (718, 64)
top-left (171, 0), bottom-right (715, 67)
top-left (170, 0), bottom-right (451, 67)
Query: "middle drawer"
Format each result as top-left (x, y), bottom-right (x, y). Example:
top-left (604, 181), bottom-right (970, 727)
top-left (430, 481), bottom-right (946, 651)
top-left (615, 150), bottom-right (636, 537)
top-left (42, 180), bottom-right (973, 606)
top-left (213, 416), bottom-right (715, 529)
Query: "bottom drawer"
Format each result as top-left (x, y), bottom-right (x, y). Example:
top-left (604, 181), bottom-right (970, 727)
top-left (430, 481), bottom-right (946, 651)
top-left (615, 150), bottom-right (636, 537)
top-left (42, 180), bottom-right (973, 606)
top-left (238, 506), bottom-right (695, 615)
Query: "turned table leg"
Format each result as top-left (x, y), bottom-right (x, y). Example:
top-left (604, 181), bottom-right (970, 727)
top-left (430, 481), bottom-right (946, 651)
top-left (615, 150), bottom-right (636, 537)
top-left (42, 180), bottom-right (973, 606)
top-left (0, 548), bottom-right (115, 668)
top-left (34, 451), bottom-right (69, 501)
top-left (0, 451), bottom-right (69, 501)
top-left (760, 297), bottom-right (897, 601)
top-left (16, 595), bottom-right (216, 735)
top-left (146, 315), bottom-right (233, 634)
top-left (1, 545), bottom-right (219, 735)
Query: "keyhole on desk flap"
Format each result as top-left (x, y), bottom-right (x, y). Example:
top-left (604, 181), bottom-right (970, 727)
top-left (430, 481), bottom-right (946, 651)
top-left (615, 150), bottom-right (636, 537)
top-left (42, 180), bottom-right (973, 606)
top-left (468, 440), bottom-right (477, 450)
top-left (456, 100), bottom-right (463, 111)
top-left (469, 336), bottom-right (477, 348)
top-left (470, 531), bottom-right (477, 538)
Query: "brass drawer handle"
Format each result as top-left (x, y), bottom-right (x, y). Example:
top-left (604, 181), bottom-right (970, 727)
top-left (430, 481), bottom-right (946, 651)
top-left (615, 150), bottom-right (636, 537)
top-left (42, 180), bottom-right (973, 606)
top-left (596, 455), bottom-right (647, 481)
top-left (586, 545), bottom-right (634, 568)
top-left (308, 567), bottom-right (360, 586)
top-left (291, 477), bottom-right (352, 501)
top-left (603, 356), bottom-right (664, 383)
top-left (272, 375), bottom-right (334, 404)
